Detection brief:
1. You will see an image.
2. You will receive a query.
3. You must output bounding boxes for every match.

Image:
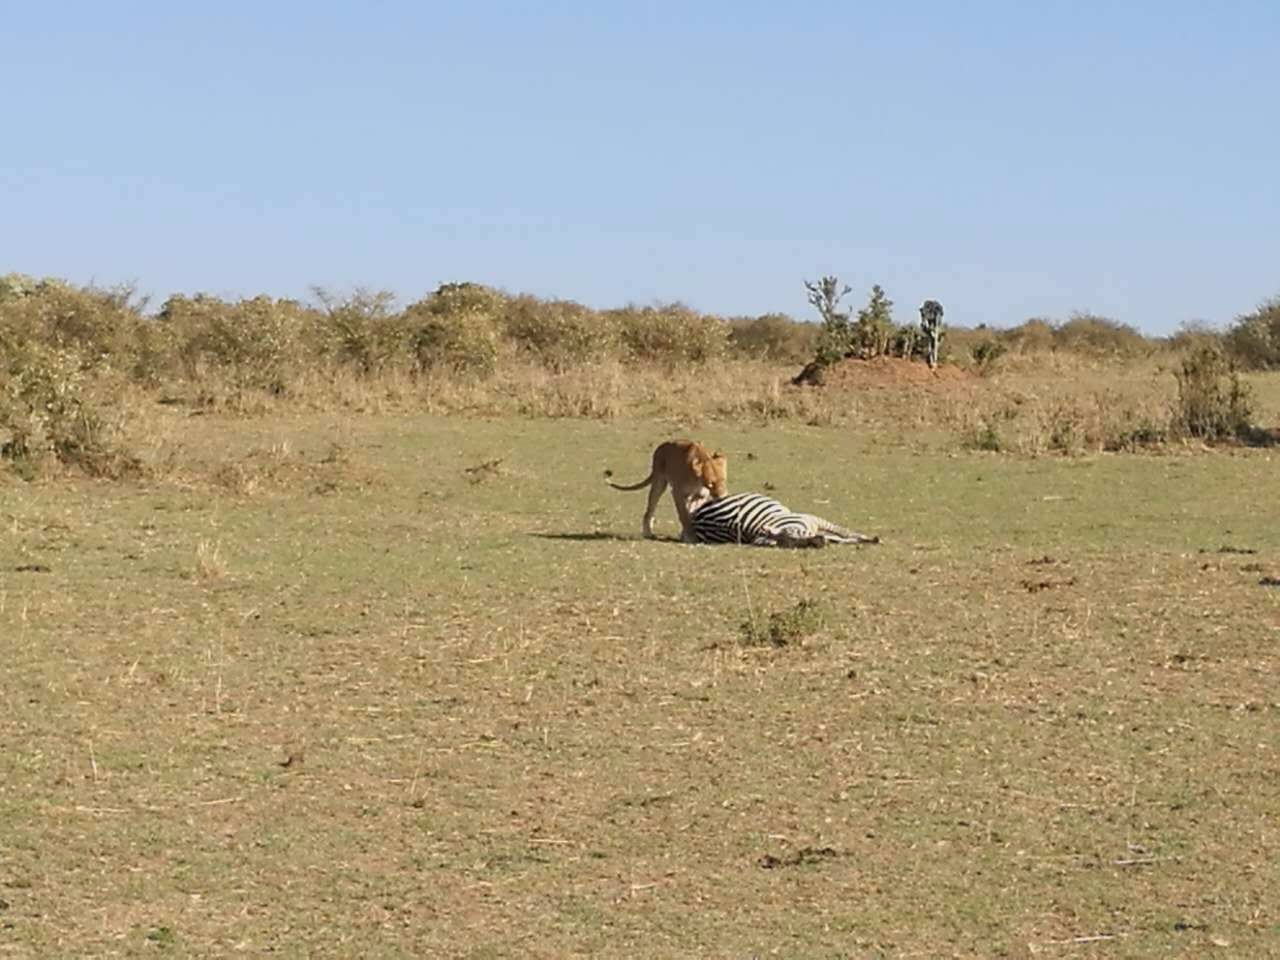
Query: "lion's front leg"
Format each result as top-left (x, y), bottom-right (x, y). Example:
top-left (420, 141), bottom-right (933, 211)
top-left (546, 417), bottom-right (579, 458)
top-left (642, 478), bottom-right (667, 539)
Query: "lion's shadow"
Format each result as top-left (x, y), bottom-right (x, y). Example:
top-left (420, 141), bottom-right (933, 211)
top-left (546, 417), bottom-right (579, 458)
top-left (530, 532), bottom-right (679, 543)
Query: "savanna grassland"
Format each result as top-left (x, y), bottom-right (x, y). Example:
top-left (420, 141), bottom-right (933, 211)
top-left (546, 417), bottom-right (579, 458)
top-left (2, 277), bottom-right (1280, 958)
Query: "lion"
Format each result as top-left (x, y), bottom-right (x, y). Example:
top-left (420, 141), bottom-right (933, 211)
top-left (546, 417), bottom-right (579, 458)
top-left (604, 440), bottom-right (728, 541)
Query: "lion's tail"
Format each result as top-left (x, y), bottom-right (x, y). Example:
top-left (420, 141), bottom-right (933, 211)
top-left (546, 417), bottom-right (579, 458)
top-left (603, 469), bottom-right (654, 492)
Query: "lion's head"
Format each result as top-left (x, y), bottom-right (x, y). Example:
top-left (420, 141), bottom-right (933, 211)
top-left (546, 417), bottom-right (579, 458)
top-left (693, 449), bottom-right (728, 499)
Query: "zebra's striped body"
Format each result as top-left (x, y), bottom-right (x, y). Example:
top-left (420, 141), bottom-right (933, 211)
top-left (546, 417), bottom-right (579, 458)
top-left (689, 492), bottom-right (878, 548)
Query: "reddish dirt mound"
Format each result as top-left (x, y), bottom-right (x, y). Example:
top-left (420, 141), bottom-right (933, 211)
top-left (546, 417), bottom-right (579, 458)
top-left (793, 356), bottom-right (976, 389)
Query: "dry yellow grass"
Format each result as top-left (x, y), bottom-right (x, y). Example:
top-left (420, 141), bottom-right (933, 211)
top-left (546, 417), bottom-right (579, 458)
top-left (97, 354), bottom-right (1280, 469)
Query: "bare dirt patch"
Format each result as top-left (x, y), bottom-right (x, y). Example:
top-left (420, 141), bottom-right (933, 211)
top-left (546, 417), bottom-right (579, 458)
top-left (793, 355), bottom-right (977, 390)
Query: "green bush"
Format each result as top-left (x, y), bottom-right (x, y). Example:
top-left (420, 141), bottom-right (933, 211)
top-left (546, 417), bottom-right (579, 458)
top-left (0, 341), bottom-right (133, 477)
top-left (0, 272), bottom-right (38, 302)
top-left (888, 323), bottom-right (922, 360)
top-left (851, 285), bottom-right (894, 359)
top-left (403, 283), bottom-right (505, 377)
top-left (728, 313), bottom-right (817, 362)
top-left (969, 339), bottom-right (1007, 374)
top-left (967, 417), bottom-right (1004, 452)
top-left (1171, 344), bottom-right (1254, 442)
top-left (420, 281), bottom-right (507, 320)
top-left (1054, 313), bottom-right (1150, 358)
top-left (159, 295), bottom-right (225, 377)
top-left (1223, 296), bottom-right (1280, 370)
top-left (503, 296), bottom-right (614, 371)
top-left (998, 318), bottom-right (1057, 354)
top-left (611, 303), bottom-right (729, 365)
top-left (1166, 320), bottom-right (1222, 355)
top-left (310, 288), bottom-right (404, 376)
top-left (0, 274), bottom-right (144, 372)
top-left (159, 294), bottom-right (310, 391)
top-left (1045, 399), bottom-right (1088, 455)
top-left (804, 277), bottom-right (855, 365)
top-left (1102, 411), bottom-right (1167, 452)
top-left (126, 315), bottom-right (172, 387)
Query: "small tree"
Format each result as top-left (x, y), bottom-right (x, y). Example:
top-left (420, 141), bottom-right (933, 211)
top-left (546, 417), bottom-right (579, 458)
top-left (804, 276), bottom-right (853, 364)
top-left (919, 299), bottom-right (945, 369)
top-left (853, 285), bottom-right (894, 358)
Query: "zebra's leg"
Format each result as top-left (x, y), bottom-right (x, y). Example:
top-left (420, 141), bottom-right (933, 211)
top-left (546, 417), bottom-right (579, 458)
top-left (801, 513), bottom-right (880, 545)
top-left (775, 532), bottom-right (827, 549)
top-left (641, 477), bottom-right (667, 539)
top-left (757, 525), bottom-right (826, 549)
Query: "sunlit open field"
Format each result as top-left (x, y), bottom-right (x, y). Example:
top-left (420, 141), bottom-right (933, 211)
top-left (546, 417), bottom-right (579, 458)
top-left (3, 402), bottom-right (1279, 958)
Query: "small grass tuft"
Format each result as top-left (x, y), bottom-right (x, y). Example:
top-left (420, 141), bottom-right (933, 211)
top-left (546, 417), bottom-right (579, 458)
top-left (194, 539), bottom-right (227, 580)
top-left (739, 598), bottom-right (824, 647)
top-left (144, 926), bottom-right (177, 947)
top-left (967, 417), bottom-right (1004, 452)
top-left (464, 457), bottom-right (506, 484)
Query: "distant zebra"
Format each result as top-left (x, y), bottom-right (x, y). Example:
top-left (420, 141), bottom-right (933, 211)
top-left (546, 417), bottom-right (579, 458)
top-left (689, 492), bottom-right (879, 548)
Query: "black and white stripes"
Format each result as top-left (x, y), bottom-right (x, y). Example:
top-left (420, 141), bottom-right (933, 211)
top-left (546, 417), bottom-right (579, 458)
top-left (689, 492), bottom-right (877, 548)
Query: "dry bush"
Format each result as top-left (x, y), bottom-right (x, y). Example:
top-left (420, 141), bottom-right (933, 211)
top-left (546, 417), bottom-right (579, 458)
top-left (609, 303), bottom-right (730, 365)
top-left (1223, 296), bottom-right (1280, 370)
top-left (1166, 320), bottom-right (1223, 355)
top-left (980, 315), bottom-right (1156, 362)
top-left (502, 296), bottom-right (616, 372)
top-left (1036, 394), bottom-right (1168, 454)
top-left (998, 318), bottom-right (1058, 354)
top-left (1171, 344), bottom-right (1255, 442)
top-left (0, 341), bottom-right (140, 478)
top-left (0, 274), bottom-right (146, 373)
top-left (511, 365), bottom-right (625, 419)
top-left (156, 294), bottom-right (225, 379)
top-left (421, 361), bottom-right (628, 420)
top-left (728, 313), bottom-right (817, 362)
top-left (158, 294), bottom-right (315, 393)
top-left (309, 288), bottom-right (405, 376)
top-left (126, 313), bottom-right (175, 387)
top-left (404, 283), bottom-right (505, 377)
top-left (1054, 312), bottom-right (1152, 359)
top-left (969, 339), bottom-right (1008, 375)
top-left (710, 370), bottom-right (841, 426)
top-left (406, 358), bottom-right (842, 425)
top-left (941, 325), bottom-right (986, 363)
top-left (956, 365), bottom-right (1173, 455)
top-left (979, 348), bottom-right (1122, 381)
top-left (0, 273), bottom-right (35, 300)
top-left (282, 365), bottom-right (423, 414)
top-left (945, 327), bottom-right (1007, 374)
top-left (3, 271), bottom-right (1273, 474)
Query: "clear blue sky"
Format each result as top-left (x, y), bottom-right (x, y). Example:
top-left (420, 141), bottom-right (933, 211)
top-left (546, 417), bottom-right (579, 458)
top-left (3, 1), bottom-right (1276, 332)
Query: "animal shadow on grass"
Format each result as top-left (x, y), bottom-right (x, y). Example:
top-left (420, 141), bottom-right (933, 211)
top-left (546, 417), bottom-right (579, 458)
top-left (530, 531), bottom-right (645, 543)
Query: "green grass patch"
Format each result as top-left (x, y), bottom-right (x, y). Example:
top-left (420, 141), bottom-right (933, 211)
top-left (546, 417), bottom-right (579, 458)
top-left (2, 412), bottom-right (1279, 957)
